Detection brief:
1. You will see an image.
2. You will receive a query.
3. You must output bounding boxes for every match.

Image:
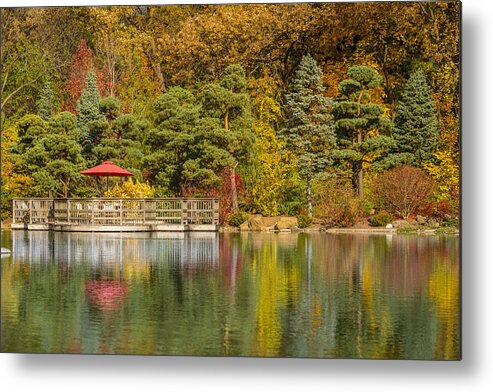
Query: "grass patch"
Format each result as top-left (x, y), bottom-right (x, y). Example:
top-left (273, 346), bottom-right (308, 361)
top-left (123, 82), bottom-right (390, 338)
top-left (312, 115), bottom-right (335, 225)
top-left (397, 225), bottom-right (424, 234)
top-left (435, 226), bottom-right (459, 235)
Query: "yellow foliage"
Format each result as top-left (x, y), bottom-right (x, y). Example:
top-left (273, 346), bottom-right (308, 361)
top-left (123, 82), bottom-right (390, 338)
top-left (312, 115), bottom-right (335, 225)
top-left (104, 178), bottom-right (154, 198)
top-left (423, 149), bottom-right (459, 202)
top-left (4, 173), bottom-right (33, 197)
top-left (251, 93), bottom-right (296, 216)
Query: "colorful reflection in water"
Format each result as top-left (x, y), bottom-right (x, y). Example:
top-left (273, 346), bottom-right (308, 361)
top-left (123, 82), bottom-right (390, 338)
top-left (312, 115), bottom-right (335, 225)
top-left (1, 231), bottom-right (459, 359)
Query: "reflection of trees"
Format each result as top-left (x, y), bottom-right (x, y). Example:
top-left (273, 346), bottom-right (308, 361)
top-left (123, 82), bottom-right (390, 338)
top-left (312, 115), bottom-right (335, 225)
top-left (2, 231), bottom-right (459, 359)
top-left (428, 244), bottom-right (460, 360)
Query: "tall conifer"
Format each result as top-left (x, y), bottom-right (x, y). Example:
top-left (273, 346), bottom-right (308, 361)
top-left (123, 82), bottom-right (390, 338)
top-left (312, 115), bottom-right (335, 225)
top-left (38, 81), bottom-right (53, 120)
top-left (393, 70), bottom-right (439, 165)
top-left (281, 54), bottom-right (336, 216)
top-left (76, 70), bottom-right (104, 146)
top-left (333, 66), bottom-right (393, 197)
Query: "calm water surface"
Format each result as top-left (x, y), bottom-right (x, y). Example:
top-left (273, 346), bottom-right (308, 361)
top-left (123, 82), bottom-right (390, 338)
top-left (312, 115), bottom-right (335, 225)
top-left (1, 230), bottom-right (459, 359)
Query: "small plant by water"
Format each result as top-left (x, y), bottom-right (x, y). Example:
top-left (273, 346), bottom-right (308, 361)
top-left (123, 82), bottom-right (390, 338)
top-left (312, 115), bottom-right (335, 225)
top-left (369, 210), bottom-right (393, 226)
top-left (228, 212), bottom-right (248, 227)
top-left (297, 214), bottom-right (313, 228)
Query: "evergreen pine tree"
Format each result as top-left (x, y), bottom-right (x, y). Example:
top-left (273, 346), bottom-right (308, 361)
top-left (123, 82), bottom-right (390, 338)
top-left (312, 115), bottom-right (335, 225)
top-left (281, 54), bottom-right (336, 216)
top-left (38, 81), bottom-right (53, 120)
top-left (333, 66), bottom-right (393, 197)
top-left (392, 70), bottom-right (439, 165)
top-left (201, 64), bottom-right (254, 213)
top-left (76, 70), bottom-right (104, 147)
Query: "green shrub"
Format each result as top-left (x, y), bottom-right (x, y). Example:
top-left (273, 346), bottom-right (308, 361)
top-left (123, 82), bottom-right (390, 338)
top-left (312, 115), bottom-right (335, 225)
top-left (369, 210), bottom-right (393, 227)
top-left (297, 214), bottom-right (313, 228)
top-left (442, 216), bottom-right (459, 228)
top-left (228, 212), bottom-right (248, 227)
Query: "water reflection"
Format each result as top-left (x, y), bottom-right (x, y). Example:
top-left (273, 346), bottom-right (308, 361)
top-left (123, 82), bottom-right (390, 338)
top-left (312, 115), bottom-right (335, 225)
top-left (1, 231), bottom-right (459, 359)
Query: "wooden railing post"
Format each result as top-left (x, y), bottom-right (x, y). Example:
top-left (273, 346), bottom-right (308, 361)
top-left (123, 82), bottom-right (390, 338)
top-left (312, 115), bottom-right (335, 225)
top-left (91, 199), bottom-right (95, 225)
top-left (67, 200), bottom-right (71, 224)
top-left (142, 200), bottom-right (146, 224)
top-left (181, 199), bottom-right (187, 225)
top-left (120, 199), bottom-right (123, 225)
top-left (214, 198), bottom-right (219, 225)
top-left (29, 199), bottom-right (33, 224)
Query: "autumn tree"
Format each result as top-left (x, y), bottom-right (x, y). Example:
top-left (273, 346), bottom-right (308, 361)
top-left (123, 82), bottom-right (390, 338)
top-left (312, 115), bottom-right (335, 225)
top-left (333, 65), bottom-right (393, 197)
top-left (0, 9), bottom-right (54, 123)
top-left (250, 92), bottom-right (296, 216)
top-left (371, 166), bottom-right (435, 219)
top-left (281, 55), bottom-right (336, 217)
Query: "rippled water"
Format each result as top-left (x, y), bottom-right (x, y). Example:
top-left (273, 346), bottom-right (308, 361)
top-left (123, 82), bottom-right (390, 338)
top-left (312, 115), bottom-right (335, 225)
top-left (1, 230), bottom-right (460, 359)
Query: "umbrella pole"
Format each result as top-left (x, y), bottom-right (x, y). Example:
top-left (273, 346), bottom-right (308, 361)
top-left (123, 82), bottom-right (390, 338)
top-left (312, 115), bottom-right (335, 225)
top-left (106, 176), bottom-right (109, 193)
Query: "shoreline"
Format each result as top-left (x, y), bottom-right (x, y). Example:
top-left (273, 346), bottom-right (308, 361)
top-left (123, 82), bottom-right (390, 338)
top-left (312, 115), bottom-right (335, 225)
top-left (1, 224), bottom-right (458, 235)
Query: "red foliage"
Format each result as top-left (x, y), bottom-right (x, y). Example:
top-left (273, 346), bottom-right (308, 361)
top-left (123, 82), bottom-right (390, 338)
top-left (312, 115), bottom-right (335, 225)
top-left (419, 199), bottom-right (458, 220)
top-left (62, 40), bottom-right (111, 113)
top-left (180, 168), bottom-right (243, 224)
top-left (371, 166), bottom-right (435, 219)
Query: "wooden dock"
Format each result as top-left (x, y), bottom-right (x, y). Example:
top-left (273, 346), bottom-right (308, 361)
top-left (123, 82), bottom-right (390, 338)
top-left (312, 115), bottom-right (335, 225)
top-left (11, 198), bottom-right (219, 232)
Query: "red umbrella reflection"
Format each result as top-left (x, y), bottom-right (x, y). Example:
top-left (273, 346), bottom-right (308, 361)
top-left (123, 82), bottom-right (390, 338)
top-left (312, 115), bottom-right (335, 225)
top-left (85, 280), bottom-right (128, 311)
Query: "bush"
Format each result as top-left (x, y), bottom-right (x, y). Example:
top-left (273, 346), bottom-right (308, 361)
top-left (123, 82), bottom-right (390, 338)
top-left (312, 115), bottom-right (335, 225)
top-left (104, 178), bottom-right (154, 198)
top-left (371, 166), bottom-right (435, 218)
top-left (369, 210), bottom-right (393, 226)
top-left (442, 216), bottom-right (459, 228)
top-left (313, 177), bottom-right (362, 227)
top-left (297, 214), bottom-right (313, 228)
top-left (228, 212), bottom-right (248, 227)
top-left (419, 199), bottom-right (458, 221)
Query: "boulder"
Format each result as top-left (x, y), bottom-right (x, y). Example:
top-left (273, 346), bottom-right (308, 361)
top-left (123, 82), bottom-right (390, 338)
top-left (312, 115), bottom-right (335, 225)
top-left (428, 218), bottom-right (440, 228)
top-left (416, 215), bottom-right (427, 225)
top-left (392, 219), bottom-right (410, 228)
top-left (386, 223), bottom-right (393, 229)
top-left (275, 216), bottom-right (298, 230)
top-left (239, 221), bottom-right (250, 231)
top-left (249, 215), bottom-right (265, 231)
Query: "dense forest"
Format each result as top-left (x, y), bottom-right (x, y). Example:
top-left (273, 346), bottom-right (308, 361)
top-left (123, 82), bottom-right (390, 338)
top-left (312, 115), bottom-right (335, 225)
top-left (0, 3), bottom-right (460, 227)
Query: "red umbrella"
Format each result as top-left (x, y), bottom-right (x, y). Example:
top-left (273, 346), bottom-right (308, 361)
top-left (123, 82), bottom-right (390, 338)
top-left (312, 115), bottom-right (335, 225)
top-left (81, 161), bottom-right (133, 192)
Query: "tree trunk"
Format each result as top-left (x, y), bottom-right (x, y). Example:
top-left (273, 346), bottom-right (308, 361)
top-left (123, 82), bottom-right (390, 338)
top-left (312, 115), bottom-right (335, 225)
top-left (147, 37), bottom-right (166, 93)
top-left (306, 177), bottom-right (313, 217)
top-left (231, 162), bottom-right (239, 214)
top-left (358, 165), bottom-right (364, 198)
top-left (224, 104), bottom-right (238, 213)
top-left (356, 129), bottom-right (363, 198)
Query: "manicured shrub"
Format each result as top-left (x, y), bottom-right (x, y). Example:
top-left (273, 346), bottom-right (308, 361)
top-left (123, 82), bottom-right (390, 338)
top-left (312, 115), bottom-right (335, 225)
top-left (228, 212), bottom-right (248, 227)
top-left (297, 214), bottom-right (313, 228)
top-left (371, 166), bottom-right (435, 218)
top-left (369, 210), bottom-right (393, 226)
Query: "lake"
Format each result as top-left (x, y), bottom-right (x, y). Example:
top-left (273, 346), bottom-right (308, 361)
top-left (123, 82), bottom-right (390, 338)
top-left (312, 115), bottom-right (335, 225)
top-left (0, 230), bottom-right (460, 359)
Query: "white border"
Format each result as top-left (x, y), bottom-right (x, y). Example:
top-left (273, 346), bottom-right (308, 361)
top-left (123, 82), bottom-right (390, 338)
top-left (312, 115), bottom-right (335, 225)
top-left (2, 1), bottom-right (492, 391)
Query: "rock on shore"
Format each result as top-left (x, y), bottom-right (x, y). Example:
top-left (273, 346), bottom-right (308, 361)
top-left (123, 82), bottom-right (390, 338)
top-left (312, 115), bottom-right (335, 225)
top-left (239, 215), bottom-right (299, 232)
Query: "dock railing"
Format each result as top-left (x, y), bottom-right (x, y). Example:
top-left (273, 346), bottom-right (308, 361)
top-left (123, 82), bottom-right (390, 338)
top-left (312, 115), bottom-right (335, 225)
top-left (12, 198), bottom-right (220, 226)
